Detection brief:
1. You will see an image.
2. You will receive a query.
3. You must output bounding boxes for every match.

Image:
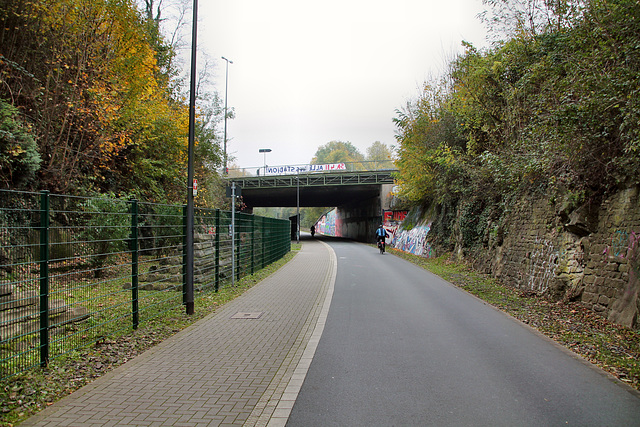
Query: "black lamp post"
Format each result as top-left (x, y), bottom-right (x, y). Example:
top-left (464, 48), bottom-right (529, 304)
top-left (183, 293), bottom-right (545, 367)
top-left (185, 0), bottom-right (198, 315)
top-left (222, 56), bottom-right (233, 175)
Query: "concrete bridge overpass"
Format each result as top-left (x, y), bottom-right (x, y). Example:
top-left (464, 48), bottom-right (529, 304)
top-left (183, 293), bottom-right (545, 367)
top-left (229, 169), bottom-right (396, 208)
top-left (227, 165), bottom-right (398, 242)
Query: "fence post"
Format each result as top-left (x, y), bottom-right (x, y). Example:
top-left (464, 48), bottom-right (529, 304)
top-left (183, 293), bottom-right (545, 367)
top-left (250, 215), bottom-right (255, 275)
top-left (236, 214), bottom-right (241, 282)
top-left (285, 220), bottom-right (289, 255)
top-left (215, 209), bottom-right (220, 292)
top-left (182, 205), bottom-right (187, 304)
top-left (39, 190), bottom-right (50, 367)
top-left (262, 217), bottom-right (266, 269)
top-left (130, 199), bottom-right (139, 329)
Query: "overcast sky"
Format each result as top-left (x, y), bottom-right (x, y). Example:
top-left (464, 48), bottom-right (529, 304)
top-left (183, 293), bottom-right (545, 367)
top-left (196, 0), bottom-right (488, 170)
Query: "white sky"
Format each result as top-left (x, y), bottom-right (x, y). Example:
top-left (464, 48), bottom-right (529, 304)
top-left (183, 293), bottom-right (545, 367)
top-left (197, 0), bottom-right (488, 170)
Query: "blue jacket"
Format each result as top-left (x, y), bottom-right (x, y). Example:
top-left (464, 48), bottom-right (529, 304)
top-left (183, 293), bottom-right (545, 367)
top-left (376, 227), bottom-right (387, 238)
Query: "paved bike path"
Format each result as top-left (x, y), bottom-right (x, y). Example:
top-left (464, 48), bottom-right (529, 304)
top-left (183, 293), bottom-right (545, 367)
top-left (22, 239), bottom-right (336, 427)
top-left (288, 240), bottom-right (640, 426)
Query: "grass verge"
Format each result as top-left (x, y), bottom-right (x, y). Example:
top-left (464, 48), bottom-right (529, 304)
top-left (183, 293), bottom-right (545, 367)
top-left (389, 248), bottom-right (640, 392)
top-left (0, 244), bottom-right (301, 427)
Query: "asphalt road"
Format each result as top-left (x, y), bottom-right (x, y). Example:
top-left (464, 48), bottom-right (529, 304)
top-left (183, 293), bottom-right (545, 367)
top-left (287, 239), bottom-right (640, 426)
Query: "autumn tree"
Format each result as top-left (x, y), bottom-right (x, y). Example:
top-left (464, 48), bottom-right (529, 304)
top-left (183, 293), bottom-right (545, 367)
top-left (312, 140), bottom-right (365, 170)
top-left (366, 141), bottom-right (394, 169)
top-left (394, 0), bottom-right (640, 248)
top-left (479, 0), bottom-right (585, 41)
top-left (1, 0), bottom-right (146, 193)
top-left (394, 81), bottom-right (468, 204)
top-left (0, 0), bottom-right (223, 202)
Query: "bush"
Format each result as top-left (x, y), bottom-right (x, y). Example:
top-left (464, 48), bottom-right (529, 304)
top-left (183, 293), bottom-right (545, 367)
top-left (79, 194), bottom-right (130, 278)
top-left (0, 99), bottom-right (40, 188)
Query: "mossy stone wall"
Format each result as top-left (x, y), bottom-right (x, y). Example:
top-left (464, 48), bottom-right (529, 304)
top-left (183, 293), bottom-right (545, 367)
top-left (471, 186), bottom-right (640, 329)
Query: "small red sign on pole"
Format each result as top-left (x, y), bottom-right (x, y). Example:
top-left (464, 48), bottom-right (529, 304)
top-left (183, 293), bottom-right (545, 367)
top-left (193, 179), bottom-right (198, 196)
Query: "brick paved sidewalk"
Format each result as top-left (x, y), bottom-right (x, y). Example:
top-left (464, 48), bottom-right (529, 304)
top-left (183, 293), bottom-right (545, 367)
top-left (22, 239), bottom-right (337, 427)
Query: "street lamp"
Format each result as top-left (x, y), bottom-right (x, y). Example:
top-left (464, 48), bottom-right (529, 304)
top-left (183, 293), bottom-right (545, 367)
top-left (259, 148), bottom-right (271, 175)
top-left (296, 170), bottom-right (300, 244)
top-left (185, 0), bottom-right (199, 315)
top-left (222, 56), bottom-right (233, 175)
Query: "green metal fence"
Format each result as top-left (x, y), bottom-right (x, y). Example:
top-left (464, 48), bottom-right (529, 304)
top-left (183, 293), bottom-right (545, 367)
top-left (0, 189), bottom-right (291, 379)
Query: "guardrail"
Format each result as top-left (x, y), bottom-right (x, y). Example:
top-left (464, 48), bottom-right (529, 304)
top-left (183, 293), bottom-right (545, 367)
top-left (0, 189), bottom-right (290, 379)
top-left (230, 170), bottom-right (397, 190)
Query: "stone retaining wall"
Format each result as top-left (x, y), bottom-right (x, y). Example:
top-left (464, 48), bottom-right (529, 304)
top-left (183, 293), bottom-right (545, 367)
top-left (476, 186), bottom-right (640, 329)
top-left (136, 232), bottom-right (232, 290)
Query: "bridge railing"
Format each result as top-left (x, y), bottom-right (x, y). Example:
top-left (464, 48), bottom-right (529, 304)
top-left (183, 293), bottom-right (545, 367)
top-left (228, 160), bottom-right (396, 178)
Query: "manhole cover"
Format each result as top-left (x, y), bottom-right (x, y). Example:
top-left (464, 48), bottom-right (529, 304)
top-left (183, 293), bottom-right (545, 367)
top-left (231, 312), bottom-right (263, 319)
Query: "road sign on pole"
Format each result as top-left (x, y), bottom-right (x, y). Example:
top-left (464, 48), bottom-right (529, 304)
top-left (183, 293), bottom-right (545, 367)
top-left (226, 185), bottom-right (241, 197)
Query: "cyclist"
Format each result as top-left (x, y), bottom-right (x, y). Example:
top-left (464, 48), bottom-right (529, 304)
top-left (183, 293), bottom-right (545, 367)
top-left (375, 225), bottom-right (387, 252)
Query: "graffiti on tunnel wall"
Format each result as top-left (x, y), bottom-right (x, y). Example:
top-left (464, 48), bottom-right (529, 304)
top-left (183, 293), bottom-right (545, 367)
top-left (391, 222), bottom-right (433, 257)
top-left (314, 208), bottom-right (434, 259)
top-left (316, 209), bottom-right (339, 237)
top-left (382, 210), bottom-right (407, 245)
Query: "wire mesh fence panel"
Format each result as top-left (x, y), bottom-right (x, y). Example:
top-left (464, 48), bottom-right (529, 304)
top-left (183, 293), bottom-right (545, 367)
top-left (136, 202), bottom-right (185, 323)
top-left (217, 210), bottom-right (234, 287)
top-left (46, 194), bottom-right (134, 363)
top-left (1, 189), bottom-right (291, 379)
top-left (236, 212), bottom-right (254, 281)
top-left (263, 216), bottom-right (292, 266)
top-left (193, 207), bottom-right (218, 292)
top-left (0, 190), bottom-right (43, 378)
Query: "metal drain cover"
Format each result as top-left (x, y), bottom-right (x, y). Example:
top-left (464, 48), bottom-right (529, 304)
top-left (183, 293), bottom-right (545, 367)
top-left (231, 312), bottom-right (264, 319)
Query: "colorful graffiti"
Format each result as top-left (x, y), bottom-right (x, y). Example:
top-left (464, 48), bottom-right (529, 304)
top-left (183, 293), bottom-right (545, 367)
top-left (382, 210), bottom-right (408, 245)
top-left (384, 211), bottom-right (407, 222)
top-left (314, 209), bottom-right (434, 258)
top-left (391, 223), bottom-right (433, 257)
top-left (604, 230), bottom-right (640, 259)
top-left (316, 209), bottom-right (339, 237)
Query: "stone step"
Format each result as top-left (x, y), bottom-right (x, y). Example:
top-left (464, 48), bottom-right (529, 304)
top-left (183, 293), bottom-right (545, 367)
top-left (0, 304), bottom-right (89, 341)
top-left (1, 290), bottom-right (39, 310)
top-left (0, 284), bottom-right (12, 297)
top-left (0, 299), bottom-right (69, 326)
top-left (194, 241), bottom-right (215, 251)
top-left (194, 233), bottom-right (216, 243)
